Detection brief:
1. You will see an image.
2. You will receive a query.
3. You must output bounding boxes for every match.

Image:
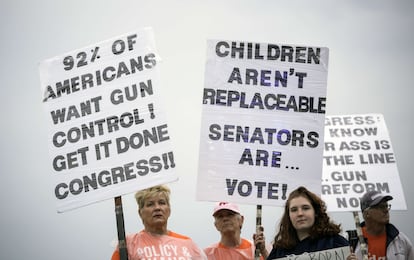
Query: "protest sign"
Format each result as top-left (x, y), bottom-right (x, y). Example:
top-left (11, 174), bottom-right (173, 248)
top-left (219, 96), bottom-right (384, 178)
top-left (322, 114), bottom-right (406, 211)
top-left (275, 246), bottom-right (350, 260)
top-left (196, 40), bottom-right (329, 206)
top-left (39, 27), bottom-right (178, 212)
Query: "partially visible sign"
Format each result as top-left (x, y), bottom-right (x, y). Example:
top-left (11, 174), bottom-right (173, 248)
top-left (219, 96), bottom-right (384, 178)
top-left (276, 246), bottom-right (350, 260)
top-left (39, 28), bottom-right (177, 212)
top-left (322, 114), bottom-right (406, 211)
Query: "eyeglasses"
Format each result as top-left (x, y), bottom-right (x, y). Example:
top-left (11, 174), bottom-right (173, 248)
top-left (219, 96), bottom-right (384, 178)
top-left (369, 203), bottom-right (391, 210)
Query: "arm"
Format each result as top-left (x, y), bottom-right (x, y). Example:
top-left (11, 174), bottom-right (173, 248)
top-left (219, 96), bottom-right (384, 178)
top-left (111, 249), bottom-right (120, 260)
top-left (253, 226), bottom-right (269, 259)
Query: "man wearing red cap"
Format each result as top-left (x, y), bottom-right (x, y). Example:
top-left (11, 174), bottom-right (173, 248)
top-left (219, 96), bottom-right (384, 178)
top-left (347, 190), bottom-right (413, 260)
top-left (204, 202), bottom-right (268, 259)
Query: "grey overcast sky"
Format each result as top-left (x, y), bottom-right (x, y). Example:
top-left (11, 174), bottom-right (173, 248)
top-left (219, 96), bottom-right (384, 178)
top-left (1, 1), bottom-right (414, 259)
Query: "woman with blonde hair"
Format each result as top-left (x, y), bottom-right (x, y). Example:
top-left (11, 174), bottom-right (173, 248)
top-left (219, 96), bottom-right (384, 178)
top-left (111, 185), bottom-right (206, 260)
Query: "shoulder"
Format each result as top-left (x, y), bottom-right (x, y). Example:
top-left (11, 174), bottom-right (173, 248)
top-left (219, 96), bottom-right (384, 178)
top-left (125, 230), bottom-right (193, 244)
top-left (386, 223), bottom-right (400, 238)
top-left (240, 238), bottom-right (254, 249)
top-left (166, 231), bottom-right (203, 251)
top-left (313, 235), bottom-right (349, 251)
top-left (204, 242), bottom-right (220, 250)
top-left (167, 231), bottom-right (205, 257)
top-left (267, 247), bottom-right (283, 259)
top-left (332, 234), bottom-right (350, 246)
top-left (203, 243), bottom-right (220, 256)
top-left (125, 231), bottom-right (142, 244)
top-left (385, 223), bottom-right (411, 244)
top-left (393, 230), bottom-right (413, 246)
top-left (167, 230), bottom-right (191, 240)
top-left (204, 239), bottom-right (253, 250)
top-left (318, 234), bottom-right (349, 248)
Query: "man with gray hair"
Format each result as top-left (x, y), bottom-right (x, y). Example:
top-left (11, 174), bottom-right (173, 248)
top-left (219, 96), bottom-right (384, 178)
top-left (204, 202), bottom-right (269, 259)
top-left (347, 190), bottom-right (413, 260)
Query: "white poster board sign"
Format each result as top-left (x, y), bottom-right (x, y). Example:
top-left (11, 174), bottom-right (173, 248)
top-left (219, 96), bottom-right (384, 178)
top-left (274, 246), bottom-right (350, 260)
top-left (197, 40), bottom-right (329, 206)
top-left (322, 114), bottom-right (406, 211)
top-left (39, 28), bottom-right (178, 212)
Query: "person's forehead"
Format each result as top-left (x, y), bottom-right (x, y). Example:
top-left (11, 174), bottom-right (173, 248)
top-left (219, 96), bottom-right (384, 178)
top-left (289, 196), bottom-right (311, 206)
top-left (145, 193), bottom-right (167, 201)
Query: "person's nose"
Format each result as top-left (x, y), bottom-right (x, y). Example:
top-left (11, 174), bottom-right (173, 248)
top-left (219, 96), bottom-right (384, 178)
top-left (154, 203), bottom-right (162, 210)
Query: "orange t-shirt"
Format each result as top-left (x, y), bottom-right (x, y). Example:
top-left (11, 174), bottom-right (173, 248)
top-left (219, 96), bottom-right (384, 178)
top-left (204, 238), bottom-right (265, 260)
top-left (111, 230), bottom-right (206, 260)
top-left (362, 227), bottom-right (387, 260)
